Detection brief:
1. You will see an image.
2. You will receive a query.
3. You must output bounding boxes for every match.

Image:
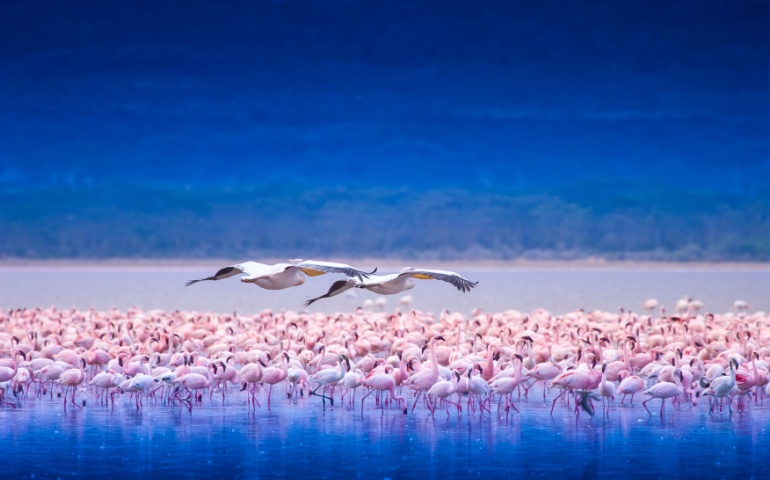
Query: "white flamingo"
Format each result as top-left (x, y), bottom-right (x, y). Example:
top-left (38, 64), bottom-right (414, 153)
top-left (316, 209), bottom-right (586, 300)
top-left (309, 354), bottom-right (349, 408)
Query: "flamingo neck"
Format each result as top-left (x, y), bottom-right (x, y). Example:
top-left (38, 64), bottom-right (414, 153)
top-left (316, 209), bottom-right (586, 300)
top-left (673, 371), bottom-right (682, 389)
top-left (430, 340), bottom-right (438, 374)
top-left (624, 341), bottom-right (631, 372)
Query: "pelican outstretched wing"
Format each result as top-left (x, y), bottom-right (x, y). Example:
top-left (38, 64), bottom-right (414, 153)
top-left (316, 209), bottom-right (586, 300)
top-left (400, 269), bottom-right (478, 293)
top-left (293, 260), bottom-right (376, 281)
top-left (185, 261), bottom-right (269, 286)
top-left (303, 279), bottom-right (357, 307)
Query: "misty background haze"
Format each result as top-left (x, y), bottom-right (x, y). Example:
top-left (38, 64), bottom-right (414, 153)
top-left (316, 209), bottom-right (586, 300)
top-left (2, 1), bottom-right (769, 260)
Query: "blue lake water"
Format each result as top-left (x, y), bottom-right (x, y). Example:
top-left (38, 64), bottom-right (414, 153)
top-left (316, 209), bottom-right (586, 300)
top-left (2, 391), bottom-right (769, 479)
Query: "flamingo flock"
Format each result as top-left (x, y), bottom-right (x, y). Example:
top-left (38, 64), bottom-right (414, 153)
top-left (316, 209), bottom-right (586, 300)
top-left (0, 298), bottom-right (767, 419)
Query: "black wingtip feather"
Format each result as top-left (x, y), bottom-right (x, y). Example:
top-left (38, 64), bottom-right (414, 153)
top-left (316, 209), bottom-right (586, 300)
top-left (303, 298), bottom-right (316, 308)
top-left (215, 266), bottom-right (237, 277)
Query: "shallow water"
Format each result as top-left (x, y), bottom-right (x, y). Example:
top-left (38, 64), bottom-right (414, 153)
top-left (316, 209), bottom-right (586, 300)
top-left (1, 390), bottom-right (768, 479)
top-left (1, 267), bottom-right (769, 315)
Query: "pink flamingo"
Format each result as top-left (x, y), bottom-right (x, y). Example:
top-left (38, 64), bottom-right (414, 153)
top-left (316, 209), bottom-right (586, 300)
top-left (390, 352), bottom-right (409, 392)
top-left (734, 353), bottom-right (759, 412)
top-left (490, 355), bottom-right (524, 413)
top-left (36, 363), bottom-right (66, 399)
top-left (12, 365), bottom-right (32, 398)
top-left (57, 357), bottom-right (87, 411)
top-left (403, 336), bottom-right (445, 412)
top-left (339, 368), bottom-right (363, 408)
top-left (287, 366), bottom-right (310, 399)
top-left (89, 370), bottom-right (123, 406)
top-left (0, 351), bottom-right (24, 407)
top-left (239, 362), bottom-right (264, 410)
top-left (427, 371), bottom-right (462, 417)
top-left (468, 364), bottom-right (492, 414)
top-left (525, 356), bottom-right (564, 402)
top-left (174, 364), bottom-right (215, 413)
top-left (702, 358), bottom-right (737, 415)
top-left (261, 352), bottom-right (289, 410)
top-left (616, 370), bottom-right (646, 405)
top-left (360, 371), bottom-right (407, 414)
top-left (642, 368), bottom-right (684, 417)
top-left (127, 374), bottom-right (156, 409)
top-left (549, 368), bottom-right (594, 416)
top-left (480, 343), bottom-right (499, 382)
top-left (211, 361), bottom-right (238, 401)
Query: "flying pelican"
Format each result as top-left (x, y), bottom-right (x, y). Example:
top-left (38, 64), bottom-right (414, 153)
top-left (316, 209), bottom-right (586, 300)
top-left (304, 267), bottom-right (478, 307)
top-left (185, 259), bottom-right (375, 290)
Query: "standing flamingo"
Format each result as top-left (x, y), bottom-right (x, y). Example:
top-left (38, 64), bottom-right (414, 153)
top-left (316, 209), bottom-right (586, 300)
top-left (89, 370), bottom-right (123, 406)
top-left (427, 371), bottom-right (462, 417)
top-left (309, 354), bottom-right (350, 408)
top-left (287, 365), bottom-right (310, 399)
top-left (642, 368), bottom-right (684, 417)
top-left (339, 368), bottom-right (364, 408)
top-left (734, 353), bottom-right (760, 412)
top-left (599, 363), bottom-right (615, 415)
top-left (468, 364), bottom-right (492, 414)
top-left (57, 357), bottom-right (87, 411)
top-left (490, 355), bottom-right (524, 413)
top-left (616, 370), bottom-right (646, 405)
top-left (360, 371), bottom-right (407, 414)
top-left (238, 362), bottom-right (264, 410)
top-left (702, 358), bottom-right (738, 415)
top-left (525, 356), bottom-right (564, 402)
top-left (0, 351), bottom-right (24, 407)
top-left (174, 364), bottom-right (216, 413)
top-left (261, 352), bottom-right (289, 410)
top-left (403, 336), bottom-right (445, 412)
top-left (549, 367), bottom-right (595, 416)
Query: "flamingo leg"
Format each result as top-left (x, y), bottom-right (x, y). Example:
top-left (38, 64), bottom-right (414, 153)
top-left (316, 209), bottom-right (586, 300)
top-left (311, 384), bottom-right (333, 408)
top-left (410, 391), bottom-right (422, 413)
top-left (507, 393), bottom-right (520, 413)
top-left (642, 398), bottom-right (652, 416)
top-left (360, 388), bottom-right (375, 413)
top-left (72, 388), bottom-right (83, 409)
top-left (550, 389), bottom-right (566, 416)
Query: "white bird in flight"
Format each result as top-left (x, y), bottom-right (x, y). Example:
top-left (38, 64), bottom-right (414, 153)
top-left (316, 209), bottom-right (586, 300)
top-left (304, 267), bottom-right (478, 307)
top-left (185, 259), bottom-right (375, 290)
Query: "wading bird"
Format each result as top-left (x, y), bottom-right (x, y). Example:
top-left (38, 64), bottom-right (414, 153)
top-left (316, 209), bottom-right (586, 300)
top-left (642, 368), bottom-right (684, 417)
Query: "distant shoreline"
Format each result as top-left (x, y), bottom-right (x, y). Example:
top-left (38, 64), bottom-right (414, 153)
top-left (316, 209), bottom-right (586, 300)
top-left (1, 257), bottom-right (769, 271)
